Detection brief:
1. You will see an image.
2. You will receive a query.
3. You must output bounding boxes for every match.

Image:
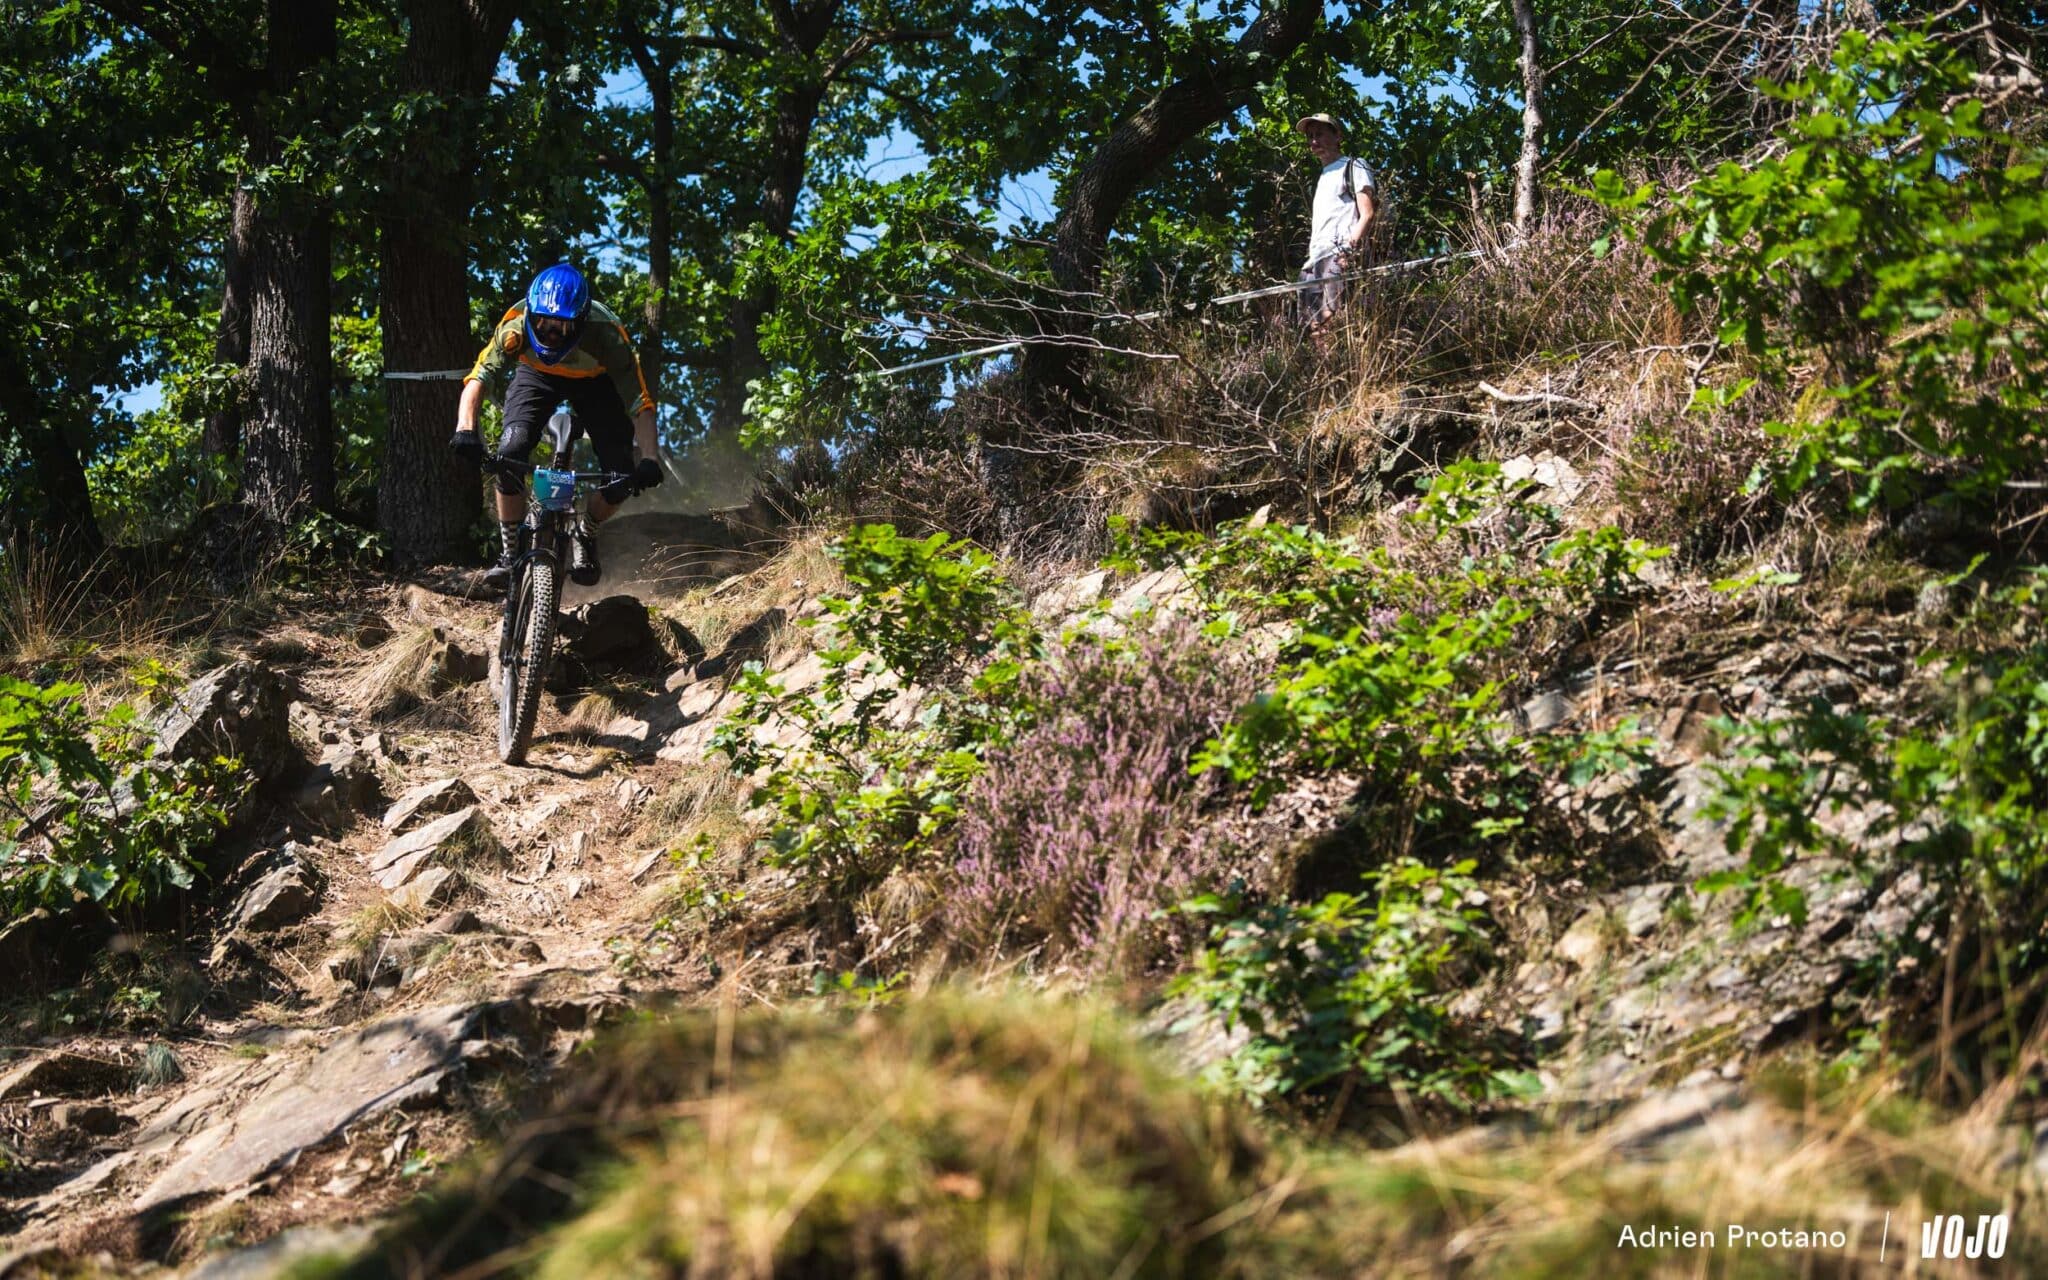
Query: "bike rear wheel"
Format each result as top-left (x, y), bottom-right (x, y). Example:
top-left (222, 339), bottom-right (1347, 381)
top-left (497, 552), bottom-right (559, 764)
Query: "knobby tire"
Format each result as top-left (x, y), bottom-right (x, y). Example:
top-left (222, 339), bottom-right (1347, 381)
top-left (498, 554), bottom-right (559, 764)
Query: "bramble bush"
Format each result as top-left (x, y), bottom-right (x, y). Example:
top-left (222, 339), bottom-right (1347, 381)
top-left (0, 676), bottom-right (238, 918)
top-left (1596, 30), bottom-right (2048, 510)
top-left (948, 619), bottom-right (1255, 974)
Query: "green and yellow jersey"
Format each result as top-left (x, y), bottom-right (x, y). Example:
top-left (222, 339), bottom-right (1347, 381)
top-left (464, 298), bottom-right (656, 416)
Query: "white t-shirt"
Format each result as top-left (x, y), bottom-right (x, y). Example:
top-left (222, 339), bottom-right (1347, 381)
top-left (1306, 157), bottom-right (1376, 267)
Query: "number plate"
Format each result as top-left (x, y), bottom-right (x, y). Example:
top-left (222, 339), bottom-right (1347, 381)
top-left (531, 467), bottom-right (577, 512)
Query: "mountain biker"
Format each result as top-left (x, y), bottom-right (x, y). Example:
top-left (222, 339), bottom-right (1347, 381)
top-left (448, 261), bottom-right (663, 587)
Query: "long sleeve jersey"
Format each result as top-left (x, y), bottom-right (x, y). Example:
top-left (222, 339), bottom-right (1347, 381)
top-left (464, 299), bottom-right (656, 416)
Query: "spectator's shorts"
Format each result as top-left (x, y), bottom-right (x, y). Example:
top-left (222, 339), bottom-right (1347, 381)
top-left (1298, 254), bottom-right (1346, 324)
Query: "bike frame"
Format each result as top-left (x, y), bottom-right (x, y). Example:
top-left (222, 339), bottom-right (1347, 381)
top-left (486, 414), bottom-right (632, 762)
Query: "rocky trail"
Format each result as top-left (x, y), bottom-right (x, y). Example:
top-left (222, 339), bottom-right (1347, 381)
top-left (0, 513), bottom-right (797, 1265)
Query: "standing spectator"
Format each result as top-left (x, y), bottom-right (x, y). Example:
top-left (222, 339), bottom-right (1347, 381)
top-left (1295, 113), bottom-right (1378, 327)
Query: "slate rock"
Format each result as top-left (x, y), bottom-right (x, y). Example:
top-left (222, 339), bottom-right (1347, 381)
top-left (367, 805), bottom-right (498, 890)
top-left (128, 1002), bottom-right (520, 1211)
top-left (1032, 569), bottom-right (1109, 619)
top-left (388, 866), bottom-right (464, 914)
top-left (185, 1223), bottom-right (378, 1280)
top-left (561, 594), bottom-right (659, 668)
top-left (294, 742), bottom-right (383, 824)
top-left (225, 844), bottom-right (325, 933)
top-left (425, 908), bottom-right (481, 935)
top-left (50, 1102), bottom-right (127, 1136)
top-left (0, 1051), bottom-right (132, 1103)
top-left (427, 632), bottom-right (490, 693)
top-left (382, 776), bottom-right (479, 833)
top-left (149, 662), bottom-right (293, 793)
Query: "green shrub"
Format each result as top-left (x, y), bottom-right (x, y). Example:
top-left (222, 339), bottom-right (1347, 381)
top-left (1118, 465), bottom-right (1665, 847)
top-left (1705, 637), bottom-right (2048, 1089)
top-left (1174, 858), bottom-right (1533, 1109)
top-left (88, 399), bottom-right (237, 545)
top-left (0, 676), bottom-right (237, 917)
top-left (1596, 30), bottom-right (2048, 509)
top-left (712, 524), bottom-right (1039, 892)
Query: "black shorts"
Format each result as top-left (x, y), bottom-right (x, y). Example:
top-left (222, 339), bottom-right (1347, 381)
top-left (494, 364), bottom-right (636, 497)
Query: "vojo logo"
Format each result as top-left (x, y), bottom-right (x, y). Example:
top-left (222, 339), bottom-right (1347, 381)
top-left (1919, 1214), bottom-right (2008, 1261)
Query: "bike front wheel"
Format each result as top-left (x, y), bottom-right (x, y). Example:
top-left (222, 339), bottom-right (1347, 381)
top-left (497, 552), bottom-right (559, 764)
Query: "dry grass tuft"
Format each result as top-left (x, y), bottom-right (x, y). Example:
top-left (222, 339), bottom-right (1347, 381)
top-left (0, 546), bottom-right (206, 688)
top-left (557, 685), bottom-right (640, 741)
top-left (338, 899), bottom-right (426, 951)
top-left (671, 527), bottom-right (843, 655)
top-left (305, 990), bottom-right (1279, 1279)
top-left (634, 762), bottom-right (748, 853)
top-left (341, 623), bottom-right (452, 721)
top-left (1312, 1063), bottom-right (2046, 1276)
top-left (287, 994), bottom-right (2048, 1279)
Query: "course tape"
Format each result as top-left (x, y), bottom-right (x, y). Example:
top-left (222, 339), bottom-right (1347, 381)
top-left (376, 249), bottom-right (1486, 383)
top-left (872, 248), bottom-right (1486, 379)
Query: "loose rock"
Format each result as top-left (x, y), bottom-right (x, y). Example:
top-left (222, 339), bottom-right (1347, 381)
top-left (562, 594), bottom-right (661, 669)
top-left (295, 742), bottom-right (383, 824)
top-left (224, 844), bottom-right (325, 934)
top-left (389, 866), bottom-right (465, 914)
top-left (383, 776), bottom-right (480, 833)
top-left (0, 1052), bottom-right (132, 1103)
top-left (368, 806), bottom-right (499, 891)
top-left (425, 908), bottom-right (482, 935)
top-left (427, 631), bottom-right (490, 693)
top-left (50, 1102), bottom-right (127, 1136)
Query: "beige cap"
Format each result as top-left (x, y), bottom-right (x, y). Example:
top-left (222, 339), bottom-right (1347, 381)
top-left (1295, 113), bottom-right (1341, 135)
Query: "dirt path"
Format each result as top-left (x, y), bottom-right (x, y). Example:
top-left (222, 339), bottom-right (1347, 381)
top-left (0, 521), bottom-right (782, 1266)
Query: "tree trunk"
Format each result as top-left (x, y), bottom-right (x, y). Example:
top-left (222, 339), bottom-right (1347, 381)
top-left (240, 0), bottom-right (338, 523)
top-left (1511, 0), bottom-right (1543, 241)
top-left (377, 0), bottom-right (518, 566)
top-left (0, 372), bottom-right (104, 563)
top-left (243, 207), bottom-right (335, 519)
top-left (203, 182), bottom-right (255, 459)
top-left (1022, 0), bottom-right (1320, 404)
top-left (621, 11), bottom-right (673, 399)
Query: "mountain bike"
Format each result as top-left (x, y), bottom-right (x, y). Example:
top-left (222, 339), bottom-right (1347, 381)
top-left (486, 414), bottom-right (632, 765)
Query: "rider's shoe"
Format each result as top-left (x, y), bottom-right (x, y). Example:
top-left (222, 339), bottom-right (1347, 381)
top-left (483, 547), bottom-right (518, 590)
top-left (568, 523), bottom-right (600, 586)
top-left (483, 522), bottom-right (521, 590)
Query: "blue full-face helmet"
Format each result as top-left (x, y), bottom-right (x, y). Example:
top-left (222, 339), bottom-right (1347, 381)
top-left (524, 262), bottom-right (590, 363)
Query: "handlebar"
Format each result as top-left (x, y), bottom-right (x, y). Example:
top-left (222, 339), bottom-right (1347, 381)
top-left (481, 455), bottom-right (633, 486)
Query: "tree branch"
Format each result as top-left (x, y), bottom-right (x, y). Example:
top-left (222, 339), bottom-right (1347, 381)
top-left (90, 0), bottom-right (262, 103)
top-left (675, 32), bottom-right (773, 58)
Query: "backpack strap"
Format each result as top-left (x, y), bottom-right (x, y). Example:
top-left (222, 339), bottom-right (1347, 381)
top-left (1342, 158), bottom-right (1355, 204)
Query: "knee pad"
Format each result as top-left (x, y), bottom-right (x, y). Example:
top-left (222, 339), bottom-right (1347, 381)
top-left (600, 477), bottom-right (632, 505)
top-left (494, 467), bottom-right (524, 497)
